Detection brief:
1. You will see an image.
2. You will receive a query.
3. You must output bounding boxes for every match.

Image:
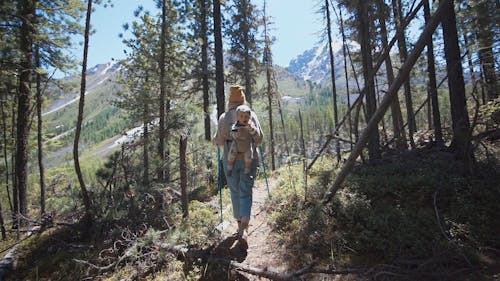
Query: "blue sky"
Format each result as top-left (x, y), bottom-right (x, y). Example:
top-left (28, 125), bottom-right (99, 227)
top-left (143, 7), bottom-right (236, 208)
top-left (81, 0), bottom-right (324, 69)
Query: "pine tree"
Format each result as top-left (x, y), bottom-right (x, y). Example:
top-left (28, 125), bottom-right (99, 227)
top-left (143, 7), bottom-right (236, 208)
top-left (441, 0), bottom-right (472, 169)
top-left (226, 0), bottom-right (262, 105)
top-left (35, 46), bottom-right (46, 215)
top-left (198, 0), bottom-right (213, 142)
top-left (179, 135), bottom-right (188, 217)
top-left (0, 1), bottom-right (18, 225)
top-left (8, 0), bottom-right (85, 220)
top-left (36, 0), bottom-right (85, 217)
top-left (36, 0), bottom-right (85, 72)
top-left (262, 0), bottom-right (276, 170)
top-left (323, 0), bottom-right (341, 162)
top-left (158, 0), bottom-right (188, 182)
top-left (187, 0), bottom-right (214, 141)
top-left (392, 0), bottom-right (416, 148)
top-left (158, 0), bottom-right (168, 181)
top-left (424, 0), bottom-right (443, 144)
top-left (337, 5), bottom-right (354, 150)
top-left (213, 0), bottom-right (225, 118)
top-left (119, 5), bottom-right (187, 183)
top-left (15, 0), bottom-right (37, 225)
top-left (375, 0), bottom-right (407, 150)
top-left (357, 0), bottom-right (380, 161)
top-left (325, 0), bottom-right (450, 201)
top-left (119, 11), bottom-right (161, 185)
top-left (73, 0), bottom-right (95, 219)
top-left (462, 0), bottom-right (498, 101)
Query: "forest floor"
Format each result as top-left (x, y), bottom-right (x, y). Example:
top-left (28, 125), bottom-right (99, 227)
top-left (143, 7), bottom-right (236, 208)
top-left (219, 174), bottom-right (290, 280)
top-left (2, 146), bottom-right (498, 281)
top-left (216, 173), bottom-right (361, 281)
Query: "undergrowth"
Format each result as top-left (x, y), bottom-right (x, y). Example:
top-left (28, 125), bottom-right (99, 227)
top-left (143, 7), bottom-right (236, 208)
top-left (2, 145), bottom-right (498, 280)
top-left (4, 183), bottom-right (232, 281)
top-left (268, 148), bottom-right (500, 280)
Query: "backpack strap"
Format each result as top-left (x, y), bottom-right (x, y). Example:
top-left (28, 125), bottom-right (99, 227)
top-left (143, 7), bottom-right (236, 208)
top-left (225, 108), bottom-right (235, 125)
top-left (223, 109), bottom-right (236, 148)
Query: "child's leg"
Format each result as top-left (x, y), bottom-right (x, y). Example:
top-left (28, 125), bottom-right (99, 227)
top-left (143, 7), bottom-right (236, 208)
top-left (243, 149), bottom-right (252, 174)
top-left (227, 144), bottom-right (237, 175)
top-left (228, 151), bottom-right (235, 168)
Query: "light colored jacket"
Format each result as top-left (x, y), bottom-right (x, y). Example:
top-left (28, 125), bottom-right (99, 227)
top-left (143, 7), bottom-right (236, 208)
top-left (215, 108), bottom-right (263, 160)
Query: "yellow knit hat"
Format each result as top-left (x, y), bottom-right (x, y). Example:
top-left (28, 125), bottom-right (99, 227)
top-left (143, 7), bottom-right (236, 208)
top-left (229, 85), bottom-right (245, 103)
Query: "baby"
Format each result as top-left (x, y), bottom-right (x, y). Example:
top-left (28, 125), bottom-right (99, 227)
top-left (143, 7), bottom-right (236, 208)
top-left (227, 104), bottom-right (258, 176)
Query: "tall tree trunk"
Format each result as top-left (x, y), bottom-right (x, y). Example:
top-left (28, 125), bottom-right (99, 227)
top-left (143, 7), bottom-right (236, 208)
top-left (263, 0), bottom-right (275, 170)
top-left (74, 0), bottom-right (93, 218)
top-left (473, 0), bottom-right (497, 101)
top-left (324, 0), bottom-right (448, 203)
top-left (462, 32), bottom-right (481, 104)
top-left (180, 135), bottom-right (188, 218)
top-left (244, 64), bottom-right (252, 105)
top-left (392, 0), bottom-right (416, 148)
top-left (441, 0), bottom-right (472, 166)
top-left (339, 7), bottom-right (353, 150)
top-left (307, 0), bottom-right (425, 171)
top-left (165, 100), bottom-right (171, 182)
top-left (378, 7), bottom-right (407, 150)
top-left (1, 101), bottom-right (13, 213)
top-left (242, 0), bottom-right (252, 105)
top-left (0, 182), bottom-right (4, 239)
top-left (11, 103), bottom-right (16, 224)
top-left (277, 98), bottom-right (289, 157)
top-left (424, 0), bottom-right (443, 144)
top-left (265, 64), bottom-right (275, 170)
top-left (375, 75), bottom-right (389, 143)
top-left (325, 0), bottom-right (341, 163)
top-left (0, 100), bottom-right (6, 239)
top-left (16, 0), bottom-right (36, 225)
top-left (200, 0), bottom-right (211, 141)
top-left (158, 0), bottom-right (167, 181)
top-left (358, 0), bottom-right (380, 161)
top-left (213, 0), bottom-right (225, 118)
top-left (477, 31), bottom-right (497, 101)
top-left (35, 46), bottom-right (46, 214)
top-left (298, 109), bottom-right (307, 201)
top-left (143, 101), bottom-right (150, 186)
top-left (244, 40), bottom-right (252, 104)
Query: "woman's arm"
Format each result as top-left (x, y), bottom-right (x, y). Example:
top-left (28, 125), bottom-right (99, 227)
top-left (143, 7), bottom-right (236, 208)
top-left (214, 113), bottom-right (228, 146)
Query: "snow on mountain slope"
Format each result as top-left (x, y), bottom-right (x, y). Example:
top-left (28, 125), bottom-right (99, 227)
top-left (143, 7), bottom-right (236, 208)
top-left (43, 61), bottom-right (122, 116)
top-left (287, 40), bottom-right (359, 85)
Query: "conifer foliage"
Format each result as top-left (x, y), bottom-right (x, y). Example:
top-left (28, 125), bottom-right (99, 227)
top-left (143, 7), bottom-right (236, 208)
top-left (0, 0), bottom-right (498, 279)
top-left (1, 0), bottom-right (85, 227)
top-left (225, 0), bottom-right (262, 104)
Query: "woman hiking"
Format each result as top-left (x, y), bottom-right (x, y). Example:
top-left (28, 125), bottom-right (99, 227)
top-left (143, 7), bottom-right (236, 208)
top-left (214, 85), bottom-right (264, 240)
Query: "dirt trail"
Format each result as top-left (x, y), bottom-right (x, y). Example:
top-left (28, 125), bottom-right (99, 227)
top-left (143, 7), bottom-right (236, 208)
top-left (221, 174), bottom-right (289, 280)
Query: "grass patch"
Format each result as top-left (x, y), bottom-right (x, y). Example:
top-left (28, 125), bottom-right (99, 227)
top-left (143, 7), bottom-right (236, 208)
top-left (268, 148), bottom-right (500, 279)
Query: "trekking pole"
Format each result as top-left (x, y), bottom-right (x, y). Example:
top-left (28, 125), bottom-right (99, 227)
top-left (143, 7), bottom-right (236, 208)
top-left (217, 147), bottom-right (223, 223)
top-left (258, 146), bottom-right (271, 199)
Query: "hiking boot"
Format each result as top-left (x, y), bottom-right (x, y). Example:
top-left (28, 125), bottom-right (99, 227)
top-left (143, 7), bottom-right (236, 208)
top-left (237, 216), bottom-right (249, 241)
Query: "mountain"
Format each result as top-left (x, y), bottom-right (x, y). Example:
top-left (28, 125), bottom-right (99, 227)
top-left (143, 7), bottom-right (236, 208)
top-left (44, 61), bottom-right (122, 116)
top-left (286, 41), bottom-right (359, 85)
top-left (42, 61), bottom-right (130, 167)
top-left (42, 58), bottom-right (314, 167)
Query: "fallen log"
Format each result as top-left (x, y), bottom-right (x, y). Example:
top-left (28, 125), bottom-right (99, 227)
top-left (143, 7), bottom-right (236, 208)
top-left (0, 228), bottom-right (38, 281)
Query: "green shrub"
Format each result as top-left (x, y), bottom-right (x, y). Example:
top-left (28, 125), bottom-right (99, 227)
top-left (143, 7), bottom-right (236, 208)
top-left (268, 152), bottom-right (500, 270)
